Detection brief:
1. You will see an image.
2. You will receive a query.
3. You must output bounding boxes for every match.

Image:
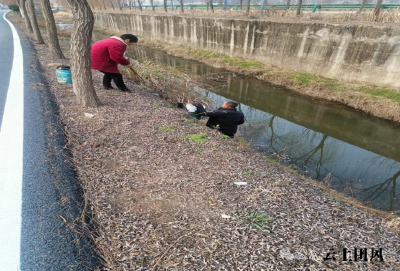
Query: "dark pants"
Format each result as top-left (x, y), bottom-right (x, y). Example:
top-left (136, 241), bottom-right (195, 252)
top-left (101, 72), bottom-right (127, 90)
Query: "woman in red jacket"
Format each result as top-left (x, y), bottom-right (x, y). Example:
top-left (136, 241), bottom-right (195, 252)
top-left (91, 34), bottom-right (138, 93)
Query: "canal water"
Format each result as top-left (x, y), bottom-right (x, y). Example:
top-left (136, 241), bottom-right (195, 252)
top-left (93, 32), bottom-right (400, 212)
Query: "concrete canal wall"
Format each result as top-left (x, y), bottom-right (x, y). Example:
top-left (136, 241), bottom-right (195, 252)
top-left (94, 13), bottom-right (400, 89)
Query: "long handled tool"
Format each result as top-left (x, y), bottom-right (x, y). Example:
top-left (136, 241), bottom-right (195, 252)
top-left (128, 66), bottom-right (146, 85)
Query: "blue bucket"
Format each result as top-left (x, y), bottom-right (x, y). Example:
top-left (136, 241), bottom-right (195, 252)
top-left (56, 65), bottom-right (72, 84)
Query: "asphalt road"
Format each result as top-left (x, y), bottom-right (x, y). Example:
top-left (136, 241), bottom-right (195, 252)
top-left (0, 10), bottom-right (98, 270)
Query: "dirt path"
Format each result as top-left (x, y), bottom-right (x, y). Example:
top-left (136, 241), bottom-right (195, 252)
top-left (9, 13), bottom-right (400, 270)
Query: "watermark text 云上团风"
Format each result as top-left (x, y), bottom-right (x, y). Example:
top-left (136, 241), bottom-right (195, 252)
top-left (324, 248), bottom-right (384, 262)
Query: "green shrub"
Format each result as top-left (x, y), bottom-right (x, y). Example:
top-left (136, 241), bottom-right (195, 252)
top-left (8, 5), bottom-right (20, 12)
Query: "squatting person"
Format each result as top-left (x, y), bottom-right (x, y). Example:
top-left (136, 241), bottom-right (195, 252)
top-left (91, 34), bottom-right (138, 93)
top-left (202, 101), bottom-right (245, 138)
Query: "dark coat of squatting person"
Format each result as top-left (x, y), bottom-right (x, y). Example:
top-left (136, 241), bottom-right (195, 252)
top-left (91, 34), bottom-right (138, 93)
top-left (202, 101), bottom-right (245, 138)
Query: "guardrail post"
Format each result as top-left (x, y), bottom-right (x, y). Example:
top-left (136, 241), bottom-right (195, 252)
top-left (312, 4), bottom-right (321, 13)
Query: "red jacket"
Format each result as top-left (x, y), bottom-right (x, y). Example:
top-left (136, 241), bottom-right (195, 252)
top-left (91, 37), bottom-right (130, 74)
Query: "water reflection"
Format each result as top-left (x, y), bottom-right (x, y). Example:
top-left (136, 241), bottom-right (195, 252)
top-left (211, 81), bottom-right (400, 212)
top-left (123, 41), bottom-right (400, 212)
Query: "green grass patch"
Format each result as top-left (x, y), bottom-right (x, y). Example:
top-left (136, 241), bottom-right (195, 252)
top-left (263, 156), bottom-right (281, 166)
top-left (359, 87), bottom-right (400, 103)
top-left (187, 49), bottom-right (263, 69)
top-left (159, 125), bottom-right (175, 132)
top-left (290, 73), bottom-right (319, 86)
top-left (240, 170), bottom-right (252, 177)
top-left (238, 209), bottom-right (273, 231)
top-left (186, 133), bottom-right (208, 143)
top-left (220, 135), bottom-right (230, 139)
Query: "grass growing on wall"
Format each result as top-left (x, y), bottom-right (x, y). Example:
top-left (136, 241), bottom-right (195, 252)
top-left (187, 49), bottom-right (263, 69)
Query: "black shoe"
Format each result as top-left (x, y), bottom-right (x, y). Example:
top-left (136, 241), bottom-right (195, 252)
top-left (103, 86), bottom-right (115, 90)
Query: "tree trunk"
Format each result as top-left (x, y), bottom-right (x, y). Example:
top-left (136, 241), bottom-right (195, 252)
top-left (246, 0), bottom-right (250, 15)
top-left (137, 0), bottom-right (142, 11)
top-left (102, 0), bottom-right (107, 10)
top-left (110, 1), bottom-right (115, 10)
top-left (210, 0), bottom-right (214, 13)
top-left (239, 0), bottom-right (243, 11)
top-left (94, 0), bottom-right (103, 10)
top-left (357, 0), bottom-right (367, 14)
top-left (179, 0), bottom-right (183, 12)
top-left (40, 0), bottom-right (65, 59)
top-left (129, 0), bottom-right (132, 9)
top-left (150, 0), bottom-right (154, 11)
top-left (261, 0), bottom-right (267, 12)
top-left (163, 0), bottom-right (167, 12)
top-left (296, 0), bottom-right (302, 16)
top-left (373, 0), bottom-right (383, 21)
top-left (66, 0), bottom-right (100, 107)
top-left (26, 0), bottom-right (44, 43)
top-left (286, 0), bottom-right (290, 11)
top-left (19, 0), bottom-right (33, 33)
top-left (116, 0), bottom-right (123, 11)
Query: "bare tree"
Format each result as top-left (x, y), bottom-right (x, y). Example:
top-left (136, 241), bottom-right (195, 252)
top-left (129, 0), bottom-right (131, 9)
top-left (286, 0), bottom-right (290, 11)
top-left (296, 0), bottom-right (302, 16)
top-left (373, 0), bottom-right (383, 21)
top-left (239, 0), bottom-right (243, 10)
top-left (150, 0), bottom-right (154, 11)
top-left (116, 0), bottom-right (123, 11)
top-left (179, 0), bottom-right (183, 12)
top-left (261, 0), bottom-right (267, 13)
top-left (26, 0), bottom-right (44, 43)
top-left (163, 0), bottom-right (167, 12)
top-left (101, 0), bottom-right (107, 10)
top-left (137, 0), bottom-right (142, 11)
top-left (246, 0), bottom-right (250, 15)
top-left (209, 0), bottom-right (214, 13)
top-left (40, 0), bottom-right (65, 58)
top-left (364, 170), bottom-right (400, 211)
top-left (66, 0), bottom-right (100, 107)
top-left (93, 0), bottom-right (103, 10)
top-left (18, 0), bottom-right (33, 33)
top-left (357, 0), bottom-right (367, 14)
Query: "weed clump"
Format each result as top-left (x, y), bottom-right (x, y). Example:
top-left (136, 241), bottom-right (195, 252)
top-left (186, 133), bottom-right (208, 143)
top-left (238, 209), bottom-right (273, 231)
top-left (239, 170), bottom-right (252, 177)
